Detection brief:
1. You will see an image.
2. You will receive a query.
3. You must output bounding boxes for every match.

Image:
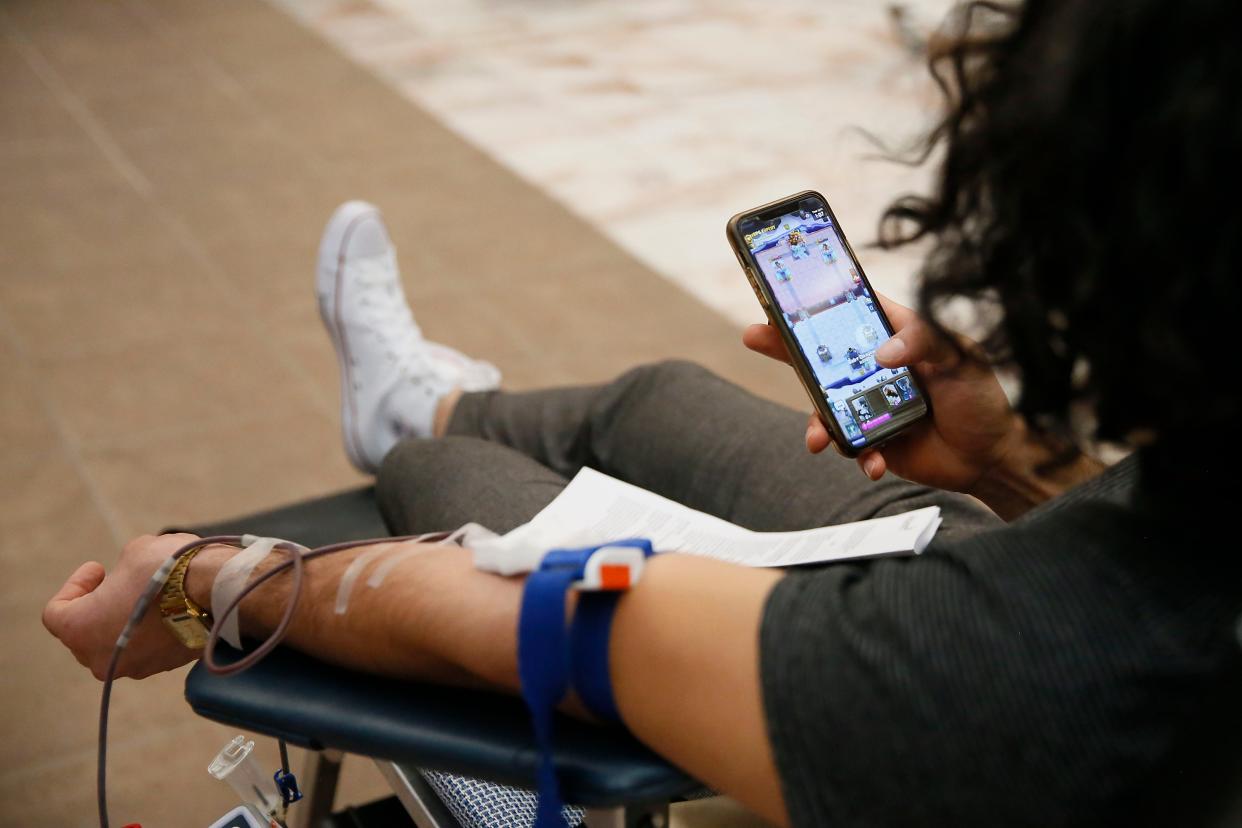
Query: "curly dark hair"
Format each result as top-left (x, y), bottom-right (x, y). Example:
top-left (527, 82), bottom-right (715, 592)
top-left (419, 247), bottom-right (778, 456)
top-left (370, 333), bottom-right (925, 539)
top-left (881, 0), bottom-right (1240, 485)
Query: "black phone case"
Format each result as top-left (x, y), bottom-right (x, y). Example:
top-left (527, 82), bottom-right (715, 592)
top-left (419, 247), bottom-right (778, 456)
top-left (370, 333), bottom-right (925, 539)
top-left (726, 190), bottom-right (929, 457)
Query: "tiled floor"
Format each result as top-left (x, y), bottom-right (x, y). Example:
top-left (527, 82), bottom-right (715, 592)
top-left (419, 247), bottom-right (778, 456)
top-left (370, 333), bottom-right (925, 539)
top-left (0, 0), bottom-right (806, 825)
top-left (273, 0), bottom-right (957, 322)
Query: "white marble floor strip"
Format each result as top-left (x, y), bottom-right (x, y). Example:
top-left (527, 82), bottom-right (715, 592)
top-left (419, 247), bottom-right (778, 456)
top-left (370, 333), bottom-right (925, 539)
top-left (271, 0), bottom-right (957, 322)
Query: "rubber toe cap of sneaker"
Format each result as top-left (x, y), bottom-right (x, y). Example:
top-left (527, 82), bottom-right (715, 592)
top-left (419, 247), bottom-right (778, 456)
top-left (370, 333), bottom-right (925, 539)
top-left (321, 200), bottom-right (391, 266)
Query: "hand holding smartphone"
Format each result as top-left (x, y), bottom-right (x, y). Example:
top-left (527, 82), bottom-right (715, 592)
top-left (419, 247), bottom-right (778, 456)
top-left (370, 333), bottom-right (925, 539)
top-left (727, 191), bottom-right (930, 457)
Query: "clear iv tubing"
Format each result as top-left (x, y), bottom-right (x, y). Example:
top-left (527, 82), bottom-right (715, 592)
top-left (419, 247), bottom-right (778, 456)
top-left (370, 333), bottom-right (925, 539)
top-left (97, 531), bottom-right (448, 828)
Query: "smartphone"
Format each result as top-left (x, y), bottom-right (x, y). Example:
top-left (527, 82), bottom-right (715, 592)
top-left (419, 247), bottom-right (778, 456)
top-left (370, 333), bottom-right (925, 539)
top-left (727, 190), bottom-right (929, 457)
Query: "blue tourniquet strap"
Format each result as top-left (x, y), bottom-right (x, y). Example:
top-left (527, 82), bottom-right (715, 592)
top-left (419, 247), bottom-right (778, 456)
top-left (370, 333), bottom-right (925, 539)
top-left (517, 539), bottom-right (654, 827)
top-left (570, 592), bottom-right (623, 722)
top-left (518, 567), bottom-right (577, 828)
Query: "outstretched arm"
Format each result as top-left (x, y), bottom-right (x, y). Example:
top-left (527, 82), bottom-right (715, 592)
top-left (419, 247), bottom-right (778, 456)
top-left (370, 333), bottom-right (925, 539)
top-left (44, 534), bottom-right (788, 824)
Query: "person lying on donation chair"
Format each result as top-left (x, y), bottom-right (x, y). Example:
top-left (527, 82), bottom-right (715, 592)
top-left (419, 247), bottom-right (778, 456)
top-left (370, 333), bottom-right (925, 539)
top-left (43, 0), bottom-right (1242, 825)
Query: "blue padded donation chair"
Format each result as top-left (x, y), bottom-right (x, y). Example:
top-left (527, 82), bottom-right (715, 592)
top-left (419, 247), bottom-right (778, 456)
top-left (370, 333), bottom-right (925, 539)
top-left (183, 487), bottom-right (1242, 828)
top-left (184, 487), bottom-right (704, 828)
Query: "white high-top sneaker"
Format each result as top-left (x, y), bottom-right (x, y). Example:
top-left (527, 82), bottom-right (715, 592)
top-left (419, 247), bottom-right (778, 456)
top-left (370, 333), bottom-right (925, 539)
top-left (316, 201), bottom-right (501, 473)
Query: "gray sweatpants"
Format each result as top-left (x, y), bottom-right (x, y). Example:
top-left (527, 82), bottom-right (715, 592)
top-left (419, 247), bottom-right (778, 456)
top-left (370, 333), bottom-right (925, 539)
top-left (376, 360), bottom-right (1001, 542)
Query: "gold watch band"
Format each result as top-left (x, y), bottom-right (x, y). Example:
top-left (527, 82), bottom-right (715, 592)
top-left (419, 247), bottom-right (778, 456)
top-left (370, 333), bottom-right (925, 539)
top-left (159, 548), bottom-right (213, 649)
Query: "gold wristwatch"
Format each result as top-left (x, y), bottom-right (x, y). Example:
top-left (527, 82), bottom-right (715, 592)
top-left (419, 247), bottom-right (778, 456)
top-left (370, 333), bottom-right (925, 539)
top-left (159, 549), bottom-right (213, 649)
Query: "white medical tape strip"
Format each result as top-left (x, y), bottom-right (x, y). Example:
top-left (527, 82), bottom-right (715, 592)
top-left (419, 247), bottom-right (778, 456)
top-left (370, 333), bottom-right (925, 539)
top-left (366, 546), bottom-right (426, 589)
top-left (211, 536), bottom-right (288, 649)
top-left (412, 530), bottom-right (456, 544)
top-left (363, 524), bottom-right (497, 589)
top-left (442, 522), bottom-right (498, 547)
top-left (334, 545), bottom-right (390, 615)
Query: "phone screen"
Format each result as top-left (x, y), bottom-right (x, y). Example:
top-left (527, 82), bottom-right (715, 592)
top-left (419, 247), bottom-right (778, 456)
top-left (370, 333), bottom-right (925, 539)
top-left (740, 195), bottom-right (927, 450)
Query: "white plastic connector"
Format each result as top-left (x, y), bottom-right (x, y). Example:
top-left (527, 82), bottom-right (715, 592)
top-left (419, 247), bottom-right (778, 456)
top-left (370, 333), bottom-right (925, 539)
top-left (208, 735), bottom-right (280, 821)
top-left (577, 545), bottom-right (647, 591)
top-left (116, 564), bottom-right (178, 650)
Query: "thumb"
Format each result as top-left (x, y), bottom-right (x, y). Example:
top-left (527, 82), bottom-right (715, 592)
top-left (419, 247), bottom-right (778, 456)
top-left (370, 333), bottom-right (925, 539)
top-left (856, 450), bottom-right (888, 481)
top-left (875, 315), bottom-right (954, 368)
top-left (42, 561), bottom-right (106, 636)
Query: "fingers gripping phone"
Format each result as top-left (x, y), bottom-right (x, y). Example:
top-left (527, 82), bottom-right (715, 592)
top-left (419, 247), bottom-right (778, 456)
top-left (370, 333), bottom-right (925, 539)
top-left (727, 190), bottom-right (929, 457)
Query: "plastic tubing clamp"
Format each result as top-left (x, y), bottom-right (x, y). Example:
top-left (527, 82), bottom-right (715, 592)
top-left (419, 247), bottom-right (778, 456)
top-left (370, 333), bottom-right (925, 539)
top-left (516, 539), bottom-right (655, 828)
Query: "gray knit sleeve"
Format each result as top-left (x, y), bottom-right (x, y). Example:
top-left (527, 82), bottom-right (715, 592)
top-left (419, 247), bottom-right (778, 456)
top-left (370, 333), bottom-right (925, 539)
top-left (757, 500), bottom-right (1169, 828)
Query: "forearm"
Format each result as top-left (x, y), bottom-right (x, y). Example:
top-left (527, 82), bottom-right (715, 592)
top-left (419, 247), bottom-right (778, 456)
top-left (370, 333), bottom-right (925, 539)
top-left (968, 425), bottom-right (1106, 520)
top-left (184, 541), bottom-right (788, 824)
top-left (185, 541), bottom-right (520, 688)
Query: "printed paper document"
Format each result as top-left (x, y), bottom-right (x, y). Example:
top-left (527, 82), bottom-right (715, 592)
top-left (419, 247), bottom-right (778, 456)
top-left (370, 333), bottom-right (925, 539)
top-left (472, 467), bottom-right (941, 576)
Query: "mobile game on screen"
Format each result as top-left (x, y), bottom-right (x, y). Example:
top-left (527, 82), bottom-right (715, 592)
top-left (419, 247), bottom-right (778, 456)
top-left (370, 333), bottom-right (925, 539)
top-left (743, 198), bottom-right (925, 449)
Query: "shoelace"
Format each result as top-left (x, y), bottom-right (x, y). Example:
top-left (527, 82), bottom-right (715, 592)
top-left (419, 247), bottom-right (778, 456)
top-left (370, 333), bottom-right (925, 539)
top-left (351, 254), bottom-right (447, 384)
top-left (349, 253), bottom-right (496, 389)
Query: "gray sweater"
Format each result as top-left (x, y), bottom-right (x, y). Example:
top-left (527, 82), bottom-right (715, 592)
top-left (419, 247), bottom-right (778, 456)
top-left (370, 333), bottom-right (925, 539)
top-left (760, 456), bottom-right (1242, 826)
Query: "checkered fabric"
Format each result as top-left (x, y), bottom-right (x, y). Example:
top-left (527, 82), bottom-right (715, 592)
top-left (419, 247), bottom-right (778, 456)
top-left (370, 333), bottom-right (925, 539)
top-left (420, 769), bottom-right (585, 828)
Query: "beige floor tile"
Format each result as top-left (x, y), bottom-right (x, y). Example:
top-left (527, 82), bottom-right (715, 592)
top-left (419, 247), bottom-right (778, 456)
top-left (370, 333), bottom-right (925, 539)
top-left (76, 65), bottom-right (254, 140)
top-left (5, 0), bottom-right (210, 100)
top-left (151, 0), bottom-right (335, 79)
top-left (0, 713), bottom-right (259, 828)
top-left (83, 408), bottom-right (367, 536)
top-left (0, 599), bottom-right (194, 777)
top-left (0, 143), bottom-right (149, 280)
top-left (38, 324), bottom-right (322, 450)
top-left (0, 241), bottom-right (229, 361)
top-left (114, 125), bottom-right (320, 244)
top-left (267, 319), bottom-right (343, 405)
top-left (0, 334), bottom-right (58, 462)
top-left (195, 224), bottom-right (332, 317)
top-left (0, 453), bottom-right (116, 597)
top-left (0, 449), bottom-right (150, 777)
top-left (0, 60), bottom-right (84, 150)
